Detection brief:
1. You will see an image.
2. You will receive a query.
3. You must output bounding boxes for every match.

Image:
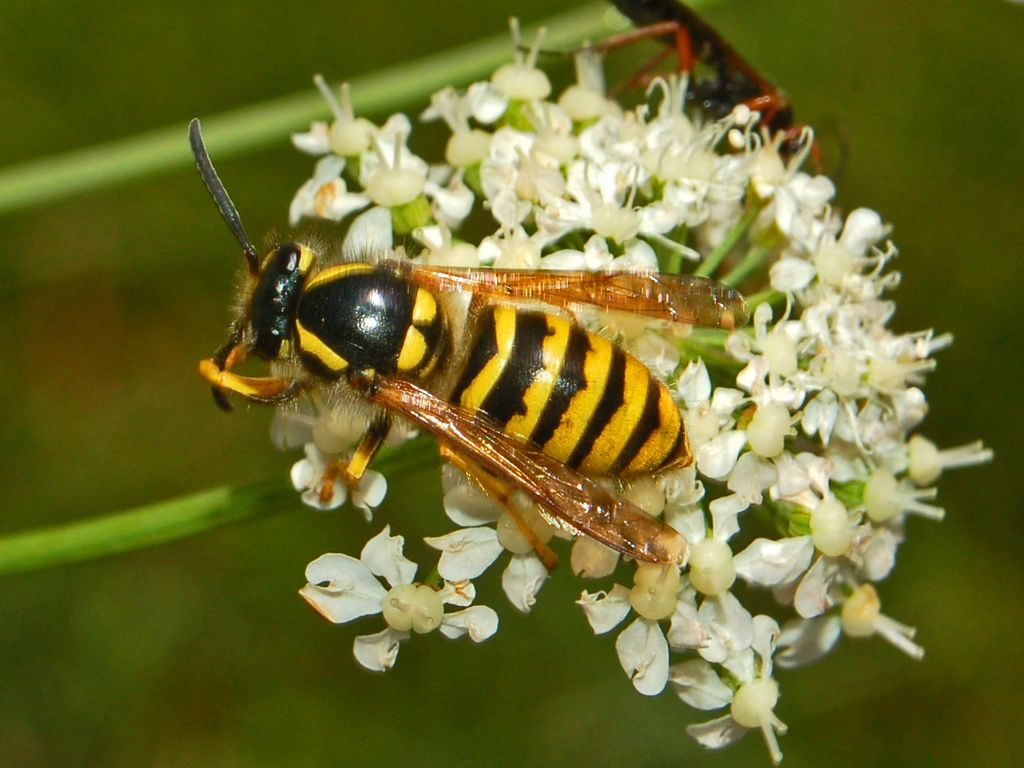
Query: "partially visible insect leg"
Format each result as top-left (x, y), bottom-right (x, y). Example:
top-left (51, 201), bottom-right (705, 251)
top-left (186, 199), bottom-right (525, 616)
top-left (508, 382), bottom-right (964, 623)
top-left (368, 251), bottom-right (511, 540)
top-left (438, 444), bottom-right (559, 572)
top-left (594, 20), bottom-right (693, 69)
top-left (342, 414), bottom-right (393, 484)
top-left (316, 414), bottom-right (392, 505)
top-left (591, 20), bottom-right (694, 95)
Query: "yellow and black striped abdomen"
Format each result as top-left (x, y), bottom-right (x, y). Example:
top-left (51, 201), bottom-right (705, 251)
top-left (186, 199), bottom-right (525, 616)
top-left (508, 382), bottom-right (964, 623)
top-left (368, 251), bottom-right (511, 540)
top-left (451, 305), bottom-right (688, 477)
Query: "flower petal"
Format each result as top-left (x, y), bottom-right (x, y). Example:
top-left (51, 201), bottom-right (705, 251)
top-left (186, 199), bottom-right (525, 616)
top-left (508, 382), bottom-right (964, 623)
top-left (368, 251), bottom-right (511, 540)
top-left (300, 553), bottom-right (386, 623)
top-left (424, 527), bottom-right (504, 581)
top-left (669, 659), bottom-right (733, 710)
top-left (360, 526), bottom-right (417, 588)
top-left (570, 537), bottom-right (619, 579)
top-left (439, 580), bottom-right (476, 607)
top-left (794, 556), bottom-right (840, 618)
top-left (577, 584), bottom-right (632, 634)
top-left (353, 628), bottom-right (407, 671)
top-left (501, 553), bottom-right (548, 613)
top-left (352, 470), bottom-right (388, 516)
top-left (342, 206), bottom-right (393, 259)
top-left (696, 431), bottom-right (747, 480)
top-left (439, 606), bottom-right (499, 642)
top-left (666, 589), bottom-right (706, 650)
top-left (734, 536), bottom-right (815, 587)
top-left (442, 479), bottom-right (503, 526)
top-left (776, 616), bottom-right (842, 669)
top-left (698, 592), bottom-right (754, 664)
top-left (615, 618), bottom-right (670, 696)
top-left (686, 714), bottom-right (747, 750)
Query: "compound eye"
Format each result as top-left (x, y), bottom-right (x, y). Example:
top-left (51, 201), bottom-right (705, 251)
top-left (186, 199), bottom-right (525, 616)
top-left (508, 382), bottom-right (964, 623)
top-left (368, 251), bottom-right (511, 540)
top-left (279, 243), bottom-right (301, 272)
top-left (267, 243), bottom-right (301, 275)
top-left (250, 243), bottom-right (307, 361)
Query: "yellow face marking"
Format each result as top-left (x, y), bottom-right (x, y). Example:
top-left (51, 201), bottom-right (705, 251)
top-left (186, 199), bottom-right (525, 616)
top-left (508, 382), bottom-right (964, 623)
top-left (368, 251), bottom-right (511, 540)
top-left (505, 314), bottom-right (571, 442)
top-left (397, 326), bottom-right (428, 372)
top-left (458, 306), bottom-right (518, 411)
top-left (297, 244), bottom-right (315, 274)
top-left (542, 332), bottom-right (614, 463)
top-left (278, 339), bottom-right (292, 358)
top-left (579, 355), bottom-right (651, 475)
top-left (411, 289), bottom-right (438, 326)
top-left (623, 386), bottom-right (683, 475)
top-left (296, 322), bottom-right (349, 373)
top-left (304, 262), bottom-right (374, 291)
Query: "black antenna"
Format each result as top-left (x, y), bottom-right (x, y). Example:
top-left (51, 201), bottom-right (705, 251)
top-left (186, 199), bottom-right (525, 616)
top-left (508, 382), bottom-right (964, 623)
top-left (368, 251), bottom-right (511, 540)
top-left (188, 118), bottom-right (260, 275)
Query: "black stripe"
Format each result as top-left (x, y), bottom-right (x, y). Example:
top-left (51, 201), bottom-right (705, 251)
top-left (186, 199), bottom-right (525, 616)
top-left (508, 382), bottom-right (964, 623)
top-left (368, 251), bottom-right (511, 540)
top-left (530, 325), bottom-right (590, 447)
top-left (479, 311), bottom-right (550, 426)
top-left (450, 306), bottom-right (498, 404)
top-left (610, 375), bottom-right (661, 475)
top-left (661, 418), bottom-right (685, 470)
top-left (567, 346), bottom-right (626, 469)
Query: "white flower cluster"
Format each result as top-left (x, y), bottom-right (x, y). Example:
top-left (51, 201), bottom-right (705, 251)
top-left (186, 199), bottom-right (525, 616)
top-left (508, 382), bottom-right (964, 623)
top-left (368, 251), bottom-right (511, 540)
top-left (279, 21), bottom-right (991, 764)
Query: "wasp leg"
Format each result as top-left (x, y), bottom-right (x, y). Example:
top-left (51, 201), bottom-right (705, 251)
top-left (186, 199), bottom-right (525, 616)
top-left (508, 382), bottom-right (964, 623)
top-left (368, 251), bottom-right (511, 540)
top-left (343, 414), bottom-right (393, 484)
top-left (316, 414), bottom-right (393, 505)
top-left (595, 20), bottom-right (693, 66)
top-left (593, 20), bottom-right (697, 88)
top-left (438, 444), bottom-right (559, 572)
top-left (198, 358), bottom-right (302, 404)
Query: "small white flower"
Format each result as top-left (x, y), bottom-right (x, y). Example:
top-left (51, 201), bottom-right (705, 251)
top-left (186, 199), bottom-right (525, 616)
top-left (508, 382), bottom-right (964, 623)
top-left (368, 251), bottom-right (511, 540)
top-left (840, 583), bottom-right (924, 659)
top-left (289, 155), bottom-right (371, 226)
top-left (673, 616), bottom-right (787, 764)
top-left (300, 527), bottom-right (497, 670)
top-left (289, 442), bottom-right (387, 519)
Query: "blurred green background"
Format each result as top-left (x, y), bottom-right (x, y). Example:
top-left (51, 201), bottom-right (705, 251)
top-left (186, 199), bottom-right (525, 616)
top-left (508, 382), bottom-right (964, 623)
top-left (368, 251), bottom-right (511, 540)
top-left (0, 1), bottom-right (1020, 766)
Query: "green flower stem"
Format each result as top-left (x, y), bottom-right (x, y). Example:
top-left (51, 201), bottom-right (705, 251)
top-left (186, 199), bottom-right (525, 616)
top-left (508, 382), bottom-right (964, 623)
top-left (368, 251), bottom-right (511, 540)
top-left (657, 225), bottom-right (690, 274)
top-left (721, 243), bottom-right (774, 287)
top-left (0, 438), bottom-right (436, 577)
top-left (678, 328), bottom-right (743, 372)
top-left (746, 288), bottom-right (785, 311)
top-left (0, 2), bottom-right (616, 217)
top-left (693, 201), bottom-right (763, 278)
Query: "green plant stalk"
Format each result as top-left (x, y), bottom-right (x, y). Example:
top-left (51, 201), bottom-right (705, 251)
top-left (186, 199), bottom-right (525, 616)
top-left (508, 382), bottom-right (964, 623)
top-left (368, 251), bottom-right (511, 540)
top-left (693, 200), bottom-right (763, 278)
top-left (0, 438), bottom-right (436, 577)
top-left (0, 2), bottom-right (618, 216)
top-left (745, 288), bottom-right (785, 311)
top-left (721, 243), bottom-right (774, 287)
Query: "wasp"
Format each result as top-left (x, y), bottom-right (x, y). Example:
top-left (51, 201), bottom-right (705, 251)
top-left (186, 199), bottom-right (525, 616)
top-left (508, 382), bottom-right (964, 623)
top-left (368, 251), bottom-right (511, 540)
top-left (190, 119), bottom-right (747, 568)
top-left (604, 0), bottom-right (804, 152)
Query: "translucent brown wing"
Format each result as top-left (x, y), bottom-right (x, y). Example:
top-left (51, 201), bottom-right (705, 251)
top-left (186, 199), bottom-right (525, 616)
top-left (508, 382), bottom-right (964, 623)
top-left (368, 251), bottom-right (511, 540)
top-left (367, 376), bottom-right (687, 564)
top-left (407, 265), bottom-right (748, 330)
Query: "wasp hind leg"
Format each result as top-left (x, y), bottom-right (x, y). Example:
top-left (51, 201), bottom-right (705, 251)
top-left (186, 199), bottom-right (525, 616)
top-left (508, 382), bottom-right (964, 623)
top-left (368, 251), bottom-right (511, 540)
top-left (439, 444), bottom-right (559, 572)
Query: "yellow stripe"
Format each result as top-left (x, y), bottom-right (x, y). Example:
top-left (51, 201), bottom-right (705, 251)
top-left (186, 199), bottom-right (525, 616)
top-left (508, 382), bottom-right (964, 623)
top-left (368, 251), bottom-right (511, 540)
top-left (623, 386), bottom-right (683, 475)
top-left (542, 332), bottom-right (613, 463)
top-left (297, 244), bottom-right (315, 273)
top-left (580, 355), bottom-right (650, 475)
top-left (397, 326), bottom-right (428, 372)
top-left (505, 314), bottom-right (571, 441)
top-left (296, 321), bottom-right (349, 372)
top-left (304, 262), bottom-right (373, 291)
top-left (411, 288), bottom-right (437, 326)
top-left (458, 306), bottom-right (517, 411)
